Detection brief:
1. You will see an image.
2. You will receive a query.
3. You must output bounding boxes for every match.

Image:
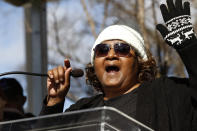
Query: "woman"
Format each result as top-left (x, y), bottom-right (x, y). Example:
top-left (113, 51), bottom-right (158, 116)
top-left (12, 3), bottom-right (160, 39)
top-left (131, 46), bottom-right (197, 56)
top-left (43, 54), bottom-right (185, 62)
top-left (41, 0), bottom-right (197, 130)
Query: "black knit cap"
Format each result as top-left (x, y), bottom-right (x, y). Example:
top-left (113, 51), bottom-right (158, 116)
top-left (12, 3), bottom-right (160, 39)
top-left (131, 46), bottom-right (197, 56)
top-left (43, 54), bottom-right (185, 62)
top-left (0, 78), bottom-right (23, 101)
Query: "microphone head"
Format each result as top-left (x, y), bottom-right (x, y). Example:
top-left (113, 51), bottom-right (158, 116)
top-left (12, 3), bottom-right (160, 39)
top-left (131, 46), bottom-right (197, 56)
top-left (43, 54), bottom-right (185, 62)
top-left (71, 69), bottom-right (84, 77)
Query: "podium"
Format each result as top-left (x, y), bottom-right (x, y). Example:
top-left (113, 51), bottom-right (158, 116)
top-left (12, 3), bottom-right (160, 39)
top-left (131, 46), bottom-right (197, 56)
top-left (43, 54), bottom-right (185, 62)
top-left (0, 106), bottom-right (154, 131)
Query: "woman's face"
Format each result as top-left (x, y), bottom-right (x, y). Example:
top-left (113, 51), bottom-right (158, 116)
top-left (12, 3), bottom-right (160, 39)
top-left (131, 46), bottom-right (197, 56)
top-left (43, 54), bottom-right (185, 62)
top-left (94, 40), bottom-right (139, 93)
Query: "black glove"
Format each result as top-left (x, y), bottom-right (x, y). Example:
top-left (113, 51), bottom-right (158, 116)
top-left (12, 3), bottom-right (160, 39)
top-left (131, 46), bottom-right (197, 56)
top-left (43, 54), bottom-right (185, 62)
top-left (156, 0), bottom-right (196, 49)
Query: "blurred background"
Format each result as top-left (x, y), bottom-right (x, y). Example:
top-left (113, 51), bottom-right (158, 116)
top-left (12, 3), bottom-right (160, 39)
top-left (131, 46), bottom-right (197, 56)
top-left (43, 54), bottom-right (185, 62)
top-left (0, 0), bottom-right (196, 116)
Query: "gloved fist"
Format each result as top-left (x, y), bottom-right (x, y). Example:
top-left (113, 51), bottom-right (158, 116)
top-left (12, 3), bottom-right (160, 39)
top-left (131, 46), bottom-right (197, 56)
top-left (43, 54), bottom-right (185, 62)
top-left (156, 0), bottom-right (196, 49)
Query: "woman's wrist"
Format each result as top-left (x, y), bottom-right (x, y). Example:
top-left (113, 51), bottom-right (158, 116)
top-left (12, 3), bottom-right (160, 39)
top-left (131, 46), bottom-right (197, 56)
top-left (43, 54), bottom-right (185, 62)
top-left (47, 95), bottom-right (65, 106)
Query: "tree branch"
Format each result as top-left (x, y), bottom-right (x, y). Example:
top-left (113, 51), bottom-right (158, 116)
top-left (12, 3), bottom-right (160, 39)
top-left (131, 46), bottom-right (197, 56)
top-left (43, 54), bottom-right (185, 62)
top-left (101, 0), bottom-right (110, 30)
top-left (52, 12), bottom-right (72, 59)
top-left (80, 0), bottom-right (97, 39)
top-left (136, 0), bottom-right (150, 49)
top-left (152, 0), bottom-right (162, 68)
top-left (110, 1), bottom-right (136, 17)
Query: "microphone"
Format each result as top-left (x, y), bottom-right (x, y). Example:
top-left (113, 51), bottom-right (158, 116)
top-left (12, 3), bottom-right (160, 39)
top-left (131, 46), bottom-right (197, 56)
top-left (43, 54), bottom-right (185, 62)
top-left (70, 69), bottom-right (84, 77)
top-left (0, 69), bottom-right (84, 77)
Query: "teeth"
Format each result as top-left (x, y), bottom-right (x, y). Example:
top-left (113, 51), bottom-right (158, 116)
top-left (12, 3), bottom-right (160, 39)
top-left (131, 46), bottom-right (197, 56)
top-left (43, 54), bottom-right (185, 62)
top-left (106, 66), bottom-right (119, 72)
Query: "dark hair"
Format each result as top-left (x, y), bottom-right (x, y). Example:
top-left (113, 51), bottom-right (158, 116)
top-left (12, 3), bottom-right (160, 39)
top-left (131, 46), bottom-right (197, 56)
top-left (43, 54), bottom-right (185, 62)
top-left (0, 78), bottom-right (24, 101)
top-left (85, 50), bottom-right (157, 92)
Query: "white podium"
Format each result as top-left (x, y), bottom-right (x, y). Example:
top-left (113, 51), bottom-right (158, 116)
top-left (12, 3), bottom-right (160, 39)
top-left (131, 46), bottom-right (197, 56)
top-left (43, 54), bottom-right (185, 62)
top-left (0, 106), bottom-right (154, 131)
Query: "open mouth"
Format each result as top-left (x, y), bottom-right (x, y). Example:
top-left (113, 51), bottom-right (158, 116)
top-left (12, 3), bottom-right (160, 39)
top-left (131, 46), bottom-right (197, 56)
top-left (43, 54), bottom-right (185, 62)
top-left (105, 65), bottom-right (120, 73)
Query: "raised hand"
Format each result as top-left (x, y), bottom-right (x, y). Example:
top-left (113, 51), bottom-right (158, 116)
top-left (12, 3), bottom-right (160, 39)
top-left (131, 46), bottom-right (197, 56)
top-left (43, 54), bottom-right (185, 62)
top-left (156, 0), bottom-right (196, 49)
top-left (47, 59), bottom-right (72, 106)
